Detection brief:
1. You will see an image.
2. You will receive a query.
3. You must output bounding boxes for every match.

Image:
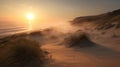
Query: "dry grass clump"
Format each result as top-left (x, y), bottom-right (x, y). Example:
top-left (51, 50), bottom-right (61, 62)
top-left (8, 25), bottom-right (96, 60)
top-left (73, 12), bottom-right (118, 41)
top-left (0, 38), bottom-right (48, 67)
top-left (29, 31), bottom-right (43, 36)
top-left (64, 32), bottom-right (96, 48)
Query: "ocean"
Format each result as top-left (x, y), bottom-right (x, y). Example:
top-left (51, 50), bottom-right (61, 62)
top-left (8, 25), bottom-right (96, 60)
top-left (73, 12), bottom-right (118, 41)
top-left (0, 22), bottom-right (29, 37)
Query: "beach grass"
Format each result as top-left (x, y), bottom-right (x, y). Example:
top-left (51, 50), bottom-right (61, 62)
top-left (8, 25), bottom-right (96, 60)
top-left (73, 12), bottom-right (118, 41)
top-left (0, 37), bottom-right (48, 67)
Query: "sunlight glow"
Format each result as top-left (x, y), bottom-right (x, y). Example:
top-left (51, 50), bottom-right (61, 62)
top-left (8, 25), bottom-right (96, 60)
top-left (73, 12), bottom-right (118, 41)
top-left (26, 13), bottom-right (35, 20)
top-left (26, 12), bottom-right (35, 31)
top-left (28, 21), bottom-right (33, 31)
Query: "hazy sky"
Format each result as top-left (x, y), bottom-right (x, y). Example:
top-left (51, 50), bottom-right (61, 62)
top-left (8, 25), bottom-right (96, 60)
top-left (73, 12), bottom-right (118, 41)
top-left (0, 0), bottom-right (120, 25)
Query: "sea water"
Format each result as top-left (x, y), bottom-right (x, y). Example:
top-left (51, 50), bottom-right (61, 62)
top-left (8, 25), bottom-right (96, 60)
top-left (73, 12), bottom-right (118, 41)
top-left (0, 21), bottom-right (29, 37)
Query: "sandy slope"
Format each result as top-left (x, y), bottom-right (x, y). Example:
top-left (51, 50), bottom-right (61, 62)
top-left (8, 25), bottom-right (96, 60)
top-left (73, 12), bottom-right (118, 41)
top-left (30, 30), bottom-right (120, 67)
top-left (40, 43), bottom-right (120, 67)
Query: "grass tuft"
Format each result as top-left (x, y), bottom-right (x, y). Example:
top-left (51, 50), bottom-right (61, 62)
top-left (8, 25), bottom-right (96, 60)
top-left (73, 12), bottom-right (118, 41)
top-left (0, 38), bottom-right (48, 67)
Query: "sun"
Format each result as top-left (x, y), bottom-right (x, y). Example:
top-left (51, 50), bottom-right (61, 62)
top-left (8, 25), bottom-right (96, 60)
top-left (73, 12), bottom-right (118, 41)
top-left (26, 12), bottom-right (35, 31)
top-left (26, 13), bottom-right (35, 20)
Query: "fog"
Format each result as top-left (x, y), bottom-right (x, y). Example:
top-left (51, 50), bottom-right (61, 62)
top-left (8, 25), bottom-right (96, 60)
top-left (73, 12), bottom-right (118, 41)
top-left (32, 21), bottom-right (78, 33)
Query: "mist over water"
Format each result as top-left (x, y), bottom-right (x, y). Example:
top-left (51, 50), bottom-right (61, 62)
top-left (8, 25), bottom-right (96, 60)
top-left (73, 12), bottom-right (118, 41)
top-left (33, 21), bottom-right (77, 33)
top-left (0, 20), bottom-right (78, 37)
top-left (0, 21), bottom-right (29, 36)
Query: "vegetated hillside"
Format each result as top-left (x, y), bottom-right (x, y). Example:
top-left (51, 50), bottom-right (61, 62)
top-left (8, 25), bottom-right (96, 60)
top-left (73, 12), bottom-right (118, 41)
top-left (71, 9), bottom-right (120, 30)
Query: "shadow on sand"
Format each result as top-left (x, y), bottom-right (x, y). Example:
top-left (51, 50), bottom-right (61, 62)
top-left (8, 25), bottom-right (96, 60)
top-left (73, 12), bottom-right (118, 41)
top-left (65, 33), bottom-right (120, 57)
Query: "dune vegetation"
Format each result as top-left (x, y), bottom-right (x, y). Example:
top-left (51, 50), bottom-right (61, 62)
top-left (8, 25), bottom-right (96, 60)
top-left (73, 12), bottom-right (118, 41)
top-left (64, 31), bottom-right (96, 48)
top-left (0, 37), bottom-right (49, 67)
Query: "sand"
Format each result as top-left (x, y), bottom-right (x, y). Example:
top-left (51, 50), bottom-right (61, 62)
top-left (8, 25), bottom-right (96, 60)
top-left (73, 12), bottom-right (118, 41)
top-left (41, 44), bottom-right (120, 67)
top-left (30, 32), bottom-right (120, 67)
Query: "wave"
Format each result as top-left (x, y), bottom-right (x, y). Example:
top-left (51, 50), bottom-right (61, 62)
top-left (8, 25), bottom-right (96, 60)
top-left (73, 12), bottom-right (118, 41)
top-left (0, 26), bottom-right (28, 36)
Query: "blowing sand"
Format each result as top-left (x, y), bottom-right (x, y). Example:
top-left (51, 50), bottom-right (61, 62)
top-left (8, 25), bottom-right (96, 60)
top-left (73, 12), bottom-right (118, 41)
top-left (41, 44), bottom-right (120, 67)
top-left (29, 33), bottom-right (120, 67)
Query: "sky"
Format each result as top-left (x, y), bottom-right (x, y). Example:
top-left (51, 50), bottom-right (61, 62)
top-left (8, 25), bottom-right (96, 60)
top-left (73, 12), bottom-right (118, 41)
top-left (0, 0), bottom-right (120, 29)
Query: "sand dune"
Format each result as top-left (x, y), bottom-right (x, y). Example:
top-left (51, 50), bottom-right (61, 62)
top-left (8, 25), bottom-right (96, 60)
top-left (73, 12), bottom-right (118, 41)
top-left (29, 32), bottom-right (120, 67)
top-left (41, 44), bottom-right (120, 67)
